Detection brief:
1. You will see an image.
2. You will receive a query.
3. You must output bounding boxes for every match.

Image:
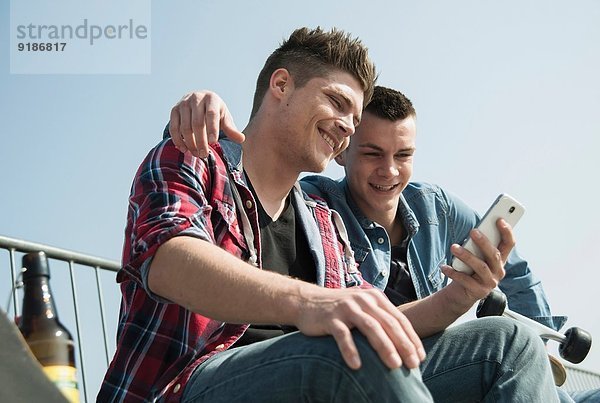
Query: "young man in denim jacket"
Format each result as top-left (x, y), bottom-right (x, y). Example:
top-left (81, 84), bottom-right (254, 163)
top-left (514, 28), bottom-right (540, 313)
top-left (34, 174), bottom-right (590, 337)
top-left (304, 86), bottom-right (597, 402)
top-left (302, 86), bottom-right (566, 328)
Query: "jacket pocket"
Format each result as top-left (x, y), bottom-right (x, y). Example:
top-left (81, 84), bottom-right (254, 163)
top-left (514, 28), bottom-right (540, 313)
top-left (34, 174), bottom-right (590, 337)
top-left (428, 257), bottom-right (446, 290)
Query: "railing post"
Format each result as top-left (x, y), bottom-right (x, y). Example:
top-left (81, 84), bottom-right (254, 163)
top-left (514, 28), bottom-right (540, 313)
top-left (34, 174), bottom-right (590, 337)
top-left (68, 261), bottom-right (87, 403)
top-left (8, 249), bottom-right (20, 318)
top-left (95, 266), bottom-right (111, 366)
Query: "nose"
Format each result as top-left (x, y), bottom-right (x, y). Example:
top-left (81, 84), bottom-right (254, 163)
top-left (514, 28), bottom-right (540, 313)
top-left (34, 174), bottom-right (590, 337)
top-left (336, 114), bottom-right (356, 137)
top-left (377, 156), bottom-right (399, 178)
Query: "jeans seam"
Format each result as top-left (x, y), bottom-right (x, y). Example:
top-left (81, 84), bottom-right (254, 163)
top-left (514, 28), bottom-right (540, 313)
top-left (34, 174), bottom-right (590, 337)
top-left (186, 354), bottom-right (371, 402)
top-left (422, 359), bottom-right (502, 403)
top-left (422, 358), bottom-right (502, 382)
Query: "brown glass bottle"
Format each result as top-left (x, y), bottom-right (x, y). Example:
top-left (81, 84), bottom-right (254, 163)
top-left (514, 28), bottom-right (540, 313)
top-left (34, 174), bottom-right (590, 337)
top-left (19, 251), bottom-right (80, 403)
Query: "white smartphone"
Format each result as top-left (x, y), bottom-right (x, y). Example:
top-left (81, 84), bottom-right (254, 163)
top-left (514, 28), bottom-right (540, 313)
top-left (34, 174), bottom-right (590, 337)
top-left (452, 194), bottom-right (525, 274)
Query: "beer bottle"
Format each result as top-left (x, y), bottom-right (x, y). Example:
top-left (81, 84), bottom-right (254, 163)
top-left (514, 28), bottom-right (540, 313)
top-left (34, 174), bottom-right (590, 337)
top-left (19, 251), bottom-right (80, 403)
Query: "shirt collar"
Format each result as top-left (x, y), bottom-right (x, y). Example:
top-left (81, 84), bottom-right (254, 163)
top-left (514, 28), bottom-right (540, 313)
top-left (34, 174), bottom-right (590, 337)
top-left (219, 135), bottom-right (243, 173)
top-left (340, 178), bottom-right (419, 235)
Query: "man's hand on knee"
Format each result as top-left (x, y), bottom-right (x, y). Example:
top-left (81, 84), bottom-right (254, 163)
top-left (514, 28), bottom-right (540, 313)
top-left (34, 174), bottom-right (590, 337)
top-left (294, 287), bottom-right (426, 371)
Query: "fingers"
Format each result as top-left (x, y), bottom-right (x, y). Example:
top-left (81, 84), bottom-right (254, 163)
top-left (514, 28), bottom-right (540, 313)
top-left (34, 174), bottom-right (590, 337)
top-left (352, 310), bottom-right (404, 369)
top-left (452, 231), bottom-right (504, 281)
top-left (451, 240), bottom-right (493, 282)
top-left (204, 97), bottom-right (221, 145)
top-left (222, 109), bottom-right (245, 144)
top-left (447, 224), bottom-right (511, 302)
top-left (330, 320), bottom-right (361, 369)
top-left (190, 98), bottom-right (209, 158)
top-left (349, 292), bottom-right (423, 370)
top-left (495, 218), bottom-right (516, 262)
top-left (169, 106), bottom-right (187, 153)
top-left (179, 101), bottom-right (200, 156)
top-left (392, 307), bottom-right (426, 362)
top-left (298, 288), bottom-right (424, 371)
top-left (441, 264), bottom-right (487, 300)
top-left (167, 91), bottom-right (242, 158)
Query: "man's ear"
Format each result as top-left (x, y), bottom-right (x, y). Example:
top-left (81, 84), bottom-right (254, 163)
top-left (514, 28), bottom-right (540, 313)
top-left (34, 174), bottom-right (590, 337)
top-left (334, 151), bottom-right (346, 166)
top-left (269, 68), bottom-right (292, 100)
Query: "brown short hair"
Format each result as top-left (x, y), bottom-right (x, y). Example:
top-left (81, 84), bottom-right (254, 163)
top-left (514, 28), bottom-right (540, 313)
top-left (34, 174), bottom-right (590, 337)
top-left (365, 86), bottom-right (416, 121)
top-left (250, 27), bottom-right (377, 119)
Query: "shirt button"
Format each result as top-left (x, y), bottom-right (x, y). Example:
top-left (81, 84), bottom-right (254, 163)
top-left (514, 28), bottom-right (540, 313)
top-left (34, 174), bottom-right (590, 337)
top-left (215, 344), bottom-right (225, 350)
top-left (173, 384), bottom-right (181, 393)
top-left (382, 270), bottom-right (388, 277)
top-left (245, 200), bottom-right (253, 209)
top-left (377, 237), bottom-right (385, 244)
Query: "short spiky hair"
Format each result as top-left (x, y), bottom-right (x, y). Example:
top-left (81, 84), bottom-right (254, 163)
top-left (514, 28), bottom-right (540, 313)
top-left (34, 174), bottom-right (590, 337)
top-left (250, 27), bottom-right (377, 119)
top-left (365, 86), bottom-right (416, 121)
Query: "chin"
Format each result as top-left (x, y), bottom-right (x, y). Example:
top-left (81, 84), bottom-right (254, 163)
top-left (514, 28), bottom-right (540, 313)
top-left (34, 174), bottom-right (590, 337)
top-left (308, 162), bottom-right (329, 173)
top-left (372, 197), bottom-right (400, 212)
top-left (304, 156), bottom-right (330, 173)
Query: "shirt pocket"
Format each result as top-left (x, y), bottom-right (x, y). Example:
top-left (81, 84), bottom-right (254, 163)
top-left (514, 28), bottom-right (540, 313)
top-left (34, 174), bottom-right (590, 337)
top-left (351, 244), bottom-right (369, 265)
top-left (427, 256), bottom-right (446, 291)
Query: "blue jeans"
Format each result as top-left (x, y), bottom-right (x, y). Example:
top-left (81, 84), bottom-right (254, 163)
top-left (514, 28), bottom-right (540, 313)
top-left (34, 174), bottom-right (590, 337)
top-left (568, 389), bottom-right (600, 402)
top-left (182, 317), bottom-right (558, 402)
top-left (182, 329), bottom-right (432, 402)
top-left (421, 317), bottom-right (558, 402)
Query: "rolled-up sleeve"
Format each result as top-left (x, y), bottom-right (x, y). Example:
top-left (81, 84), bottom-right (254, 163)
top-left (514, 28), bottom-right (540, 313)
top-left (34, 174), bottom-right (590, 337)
top-left (120, 139), bottom-right (216, 297)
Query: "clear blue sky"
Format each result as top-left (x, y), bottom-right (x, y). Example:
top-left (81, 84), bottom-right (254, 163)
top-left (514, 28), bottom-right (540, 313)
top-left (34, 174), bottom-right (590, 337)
top-left (2, 0), bottom-right (599, 397)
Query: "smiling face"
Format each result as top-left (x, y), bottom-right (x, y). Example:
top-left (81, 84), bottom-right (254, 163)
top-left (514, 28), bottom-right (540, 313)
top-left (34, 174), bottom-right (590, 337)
top-left (275, 69), bottom-right (364, 173)
top-left (336, 111), bottom-right (417, 225)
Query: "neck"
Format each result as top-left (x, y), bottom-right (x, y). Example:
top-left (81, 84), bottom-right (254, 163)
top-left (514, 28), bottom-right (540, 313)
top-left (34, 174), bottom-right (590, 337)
top-left (386, 219), bottom-right (405, 246)
top-left (351, 191), bottom-right (404, 246)
top-left (242, 121), bottom-right (299, 219)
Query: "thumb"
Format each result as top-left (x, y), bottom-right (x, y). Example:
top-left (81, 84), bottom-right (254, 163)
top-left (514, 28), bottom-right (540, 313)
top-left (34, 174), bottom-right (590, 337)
top-left (221, 110), bottom-right (245, 143)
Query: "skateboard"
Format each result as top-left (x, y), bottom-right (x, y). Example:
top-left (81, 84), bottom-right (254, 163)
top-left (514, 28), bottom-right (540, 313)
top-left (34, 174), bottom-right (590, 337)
top-left (476, 289), bottom-right (592, 364)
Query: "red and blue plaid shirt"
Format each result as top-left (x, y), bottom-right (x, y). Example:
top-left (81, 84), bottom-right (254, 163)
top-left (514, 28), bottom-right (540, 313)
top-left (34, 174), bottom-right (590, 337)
top-left (98, 139), bottom-right (364, 402)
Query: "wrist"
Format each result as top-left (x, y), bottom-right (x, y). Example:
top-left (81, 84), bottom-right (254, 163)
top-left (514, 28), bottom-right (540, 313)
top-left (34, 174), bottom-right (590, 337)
top-left (275, 279), bottom-right (314, 325)
top-left (438, 282), bottom-right (477, 316)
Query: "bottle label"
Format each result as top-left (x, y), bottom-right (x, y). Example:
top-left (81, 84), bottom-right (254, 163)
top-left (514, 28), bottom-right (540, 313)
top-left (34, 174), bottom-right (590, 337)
top-left (43, 365), bottom-right (79, 403)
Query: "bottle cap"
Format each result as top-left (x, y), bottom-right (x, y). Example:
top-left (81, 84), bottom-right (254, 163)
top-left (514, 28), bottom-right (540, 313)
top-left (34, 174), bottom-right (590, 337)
top-left (22, 251), bottom-right (51, 280)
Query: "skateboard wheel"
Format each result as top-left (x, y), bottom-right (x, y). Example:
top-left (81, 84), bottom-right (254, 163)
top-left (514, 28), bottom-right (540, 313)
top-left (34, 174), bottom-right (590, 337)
top-left (559, 327), bottom-right (592, 364)
top-left (476, 289), bottom-right (507, 318)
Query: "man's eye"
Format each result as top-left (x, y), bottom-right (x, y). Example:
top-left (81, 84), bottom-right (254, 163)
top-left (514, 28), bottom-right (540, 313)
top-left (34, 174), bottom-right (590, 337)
top-left (329, 96), bottom-right (342, 109)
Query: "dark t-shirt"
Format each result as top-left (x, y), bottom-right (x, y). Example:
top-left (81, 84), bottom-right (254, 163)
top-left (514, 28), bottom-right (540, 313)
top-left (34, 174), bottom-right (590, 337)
top-left (255, 193), bottom-right (316, 284)
top-left (384, 238), bottom-right (418, 306)
top-left (235, 177), bottom-right (314, 347)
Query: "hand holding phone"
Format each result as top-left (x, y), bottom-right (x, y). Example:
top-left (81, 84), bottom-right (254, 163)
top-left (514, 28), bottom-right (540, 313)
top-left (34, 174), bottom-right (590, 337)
top-left (452, 194), bottom-right (525, 275)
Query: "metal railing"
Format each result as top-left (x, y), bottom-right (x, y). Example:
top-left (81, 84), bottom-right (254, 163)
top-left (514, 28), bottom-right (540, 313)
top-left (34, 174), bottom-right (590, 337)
top-left (563, 363), bottom-right (600, 393)
top-left (1, 235), bottom-right (120, 403)
top-left (3, 235), bottom-right (600, 400)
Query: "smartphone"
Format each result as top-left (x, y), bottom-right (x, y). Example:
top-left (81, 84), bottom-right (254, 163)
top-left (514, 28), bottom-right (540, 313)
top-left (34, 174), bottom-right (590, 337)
top-left (452, 194), bottom-right (525, 274)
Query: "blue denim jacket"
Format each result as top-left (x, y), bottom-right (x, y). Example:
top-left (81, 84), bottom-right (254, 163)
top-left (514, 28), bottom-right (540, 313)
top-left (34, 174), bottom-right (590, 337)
top-left (301, 175), bottom-right (567, 331)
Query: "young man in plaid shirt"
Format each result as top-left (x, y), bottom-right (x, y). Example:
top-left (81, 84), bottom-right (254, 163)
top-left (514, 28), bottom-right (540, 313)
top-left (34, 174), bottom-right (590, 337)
top-left (100, 27), bottom-right (559, 402)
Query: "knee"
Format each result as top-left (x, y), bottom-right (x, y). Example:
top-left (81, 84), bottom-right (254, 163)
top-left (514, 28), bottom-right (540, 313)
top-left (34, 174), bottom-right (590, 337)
top-left (307, 330), bottom-right (417, 382)
top-left (350, 331), bottom-right (431, 398)
top-left (307, 331), bottom-right (431, 401)
top-left (484, 316), bottom-right (542, 343)
top-left (477, 316), bottom-right (547, 357)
